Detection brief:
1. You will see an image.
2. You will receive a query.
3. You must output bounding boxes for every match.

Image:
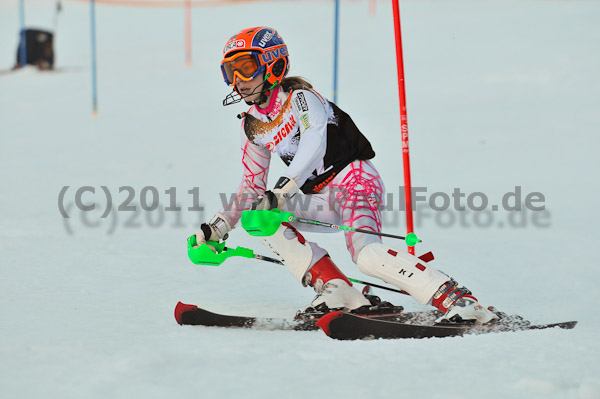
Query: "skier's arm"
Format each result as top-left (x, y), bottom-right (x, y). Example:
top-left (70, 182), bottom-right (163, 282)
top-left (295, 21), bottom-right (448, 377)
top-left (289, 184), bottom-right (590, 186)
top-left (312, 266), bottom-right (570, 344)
top-left (283, 90), bottom-right (328, 189)
top-left (218, 131), bottom-right (271, 227)
top-left (252, 91), bottom-right (328, 210)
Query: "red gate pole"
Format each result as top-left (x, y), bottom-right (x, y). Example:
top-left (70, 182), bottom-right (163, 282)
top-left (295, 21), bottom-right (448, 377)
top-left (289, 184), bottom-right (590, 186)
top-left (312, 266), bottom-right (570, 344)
top-left (185, 0), bottom-right (192, 66)
top-left (369, 0), bottom-right (376, 16)
top-left (392, 0), bottom-right (415, 254)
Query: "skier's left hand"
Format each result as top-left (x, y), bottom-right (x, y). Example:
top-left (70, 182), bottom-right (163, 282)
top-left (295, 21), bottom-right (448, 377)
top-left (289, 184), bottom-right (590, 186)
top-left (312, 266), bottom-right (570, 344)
top-left (251, 176), bottom-right (299, 211)
top-left (251, 190), bottom-right (279, 211)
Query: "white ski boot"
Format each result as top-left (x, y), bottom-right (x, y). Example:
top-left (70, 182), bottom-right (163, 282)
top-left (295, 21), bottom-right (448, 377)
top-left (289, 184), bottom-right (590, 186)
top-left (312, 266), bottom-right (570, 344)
top-left (257, 222), bottom-right (370, 317)
top-left (299, 256), bottom-right (371, 315)
top-left (438, 296), bottom-right (498, 325)
top-left (432, 281), bottom-right (498, 325)
top-left (356, 243), bottom-right (498, 325)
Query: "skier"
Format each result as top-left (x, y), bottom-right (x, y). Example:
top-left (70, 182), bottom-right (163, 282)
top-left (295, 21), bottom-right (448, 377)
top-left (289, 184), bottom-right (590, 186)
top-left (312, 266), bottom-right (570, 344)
top-left (193, 26), bottom-right (498, 324)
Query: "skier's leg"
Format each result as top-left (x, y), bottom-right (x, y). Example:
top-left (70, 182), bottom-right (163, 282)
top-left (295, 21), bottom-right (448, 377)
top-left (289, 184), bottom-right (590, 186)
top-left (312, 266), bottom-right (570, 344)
top-left (331, 160), bottom-right (497, 324)
top-left (258, 221), bottom-right (370, 311)
top-left (356, 244), bottom-right (497, 324)
top-left (328, 159), bottom-right (386, 263)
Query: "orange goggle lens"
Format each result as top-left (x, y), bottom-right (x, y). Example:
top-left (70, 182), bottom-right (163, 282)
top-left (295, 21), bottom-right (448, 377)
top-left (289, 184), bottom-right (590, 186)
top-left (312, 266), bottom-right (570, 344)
top-left (221, 52), bottom-right (264, 86)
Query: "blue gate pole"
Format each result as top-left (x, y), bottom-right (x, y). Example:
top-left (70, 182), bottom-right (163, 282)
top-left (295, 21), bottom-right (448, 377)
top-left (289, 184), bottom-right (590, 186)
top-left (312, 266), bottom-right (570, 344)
top-left (19, 0), bottom-right (27, 67)
top-left (333, 0), bottom-right (340, 104)
top-left (90, 0), bottom-right (98, 116)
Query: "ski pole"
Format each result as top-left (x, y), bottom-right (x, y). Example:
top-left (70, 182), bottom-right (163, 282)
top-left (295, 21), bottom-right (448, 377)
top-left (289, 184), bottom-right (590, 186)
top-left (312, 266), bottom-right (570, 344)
top-left (215, 248), bottom-right (409, 295)
top-left (248, 250), bottom-right (410, 296)
top-left (348, 278), bottom-right (409, 296)
top-left (242, 250), bottom-right (282, 265)
top-left (295, 217), bottom-right (421, 246)
top-left (241, 210), bottom-right (421, 246)
top-left (187, 236), bottom-right (409, 296)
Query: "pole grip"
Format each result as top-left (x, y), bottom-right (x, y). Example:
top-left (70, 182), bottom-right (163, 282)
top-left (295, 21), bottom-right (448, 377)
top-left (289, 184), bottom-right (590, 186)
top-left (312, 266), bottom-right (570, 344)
top-left (187, 236), bottom-right (257, 266)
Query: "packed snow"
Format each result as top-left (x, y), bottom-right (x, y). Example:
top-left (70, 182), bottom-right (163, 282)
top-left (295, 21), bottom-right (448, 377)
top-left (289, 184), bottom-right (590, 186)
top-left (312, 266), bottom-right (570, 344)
top-left (1, 0), bottom-right (599, 398)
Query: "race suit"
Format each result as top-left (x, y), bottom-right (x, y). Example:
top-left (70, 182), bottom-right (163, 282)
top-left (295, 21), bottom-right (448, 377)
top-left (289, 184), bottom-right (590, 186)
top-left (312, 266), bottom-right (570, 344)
top-left (219, 85), bottom-right (385, 262)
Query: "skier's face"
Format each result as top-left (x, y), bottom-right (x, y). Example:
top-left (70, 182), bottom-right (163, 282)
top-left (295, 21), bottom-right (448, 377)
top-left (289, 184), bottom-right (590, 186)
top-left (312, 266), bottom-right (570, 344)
top-left (236, 73), bottom-right (265, 105)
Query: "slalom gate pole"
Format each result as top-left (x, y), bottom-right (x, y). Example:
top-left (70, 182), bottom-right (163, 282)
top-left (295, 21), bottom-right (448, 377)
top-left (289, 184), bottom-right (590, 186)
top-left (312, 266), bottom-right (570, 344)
top-left (295, 217), bottom-right (420, 246)
top-left (369, 0), bottom-right (376, 17)
top-left (19, 0), bottom-right (26, 68)
top-left (392, 0), bottom-right (416, 255)
top-left (90, 0), bottom-right (98, 116)
top-left (185, 0), bottom-right (191, 66)
top-left (332, 0), bottom-right (340, 103)
top-left (53, 1), bottom-right (63, 33)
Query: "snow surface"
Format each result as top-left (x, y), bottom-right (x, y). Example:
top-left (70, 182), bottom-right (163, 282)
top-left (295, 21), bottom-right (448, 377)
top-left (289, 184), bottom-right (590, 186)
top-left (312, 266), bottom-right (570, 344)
top-left (1, 0), bottom-right (599, 398)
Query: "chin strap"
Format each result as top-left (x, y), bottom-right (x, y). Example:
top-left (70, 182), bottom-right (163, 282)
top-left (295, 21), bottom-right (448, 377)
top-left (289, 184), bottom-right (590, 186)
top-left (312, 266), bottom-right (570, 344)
top-left (222, 81), bottom-right (274, 107)
top-left (252, 88), bottom-right (271, 106)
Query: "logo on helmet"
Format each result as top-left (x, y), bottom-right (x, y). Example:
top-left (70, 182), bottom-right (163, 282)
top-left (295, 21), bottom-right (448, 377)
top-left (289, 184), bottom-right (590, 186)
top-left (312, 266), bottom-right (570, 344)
top-left (260, 46), bottom-right (288, 64)
top-left (258, 30), bottom-right (274, 48)
top-left (224, 39), bottom-right (246, 54)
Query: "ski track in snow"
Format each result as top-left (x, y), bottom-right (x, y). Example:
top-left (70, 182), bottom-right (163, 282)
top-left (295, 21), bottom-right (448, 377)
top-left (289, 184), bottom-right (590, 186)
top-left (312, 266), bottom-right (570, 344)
top-left (1, 1), bottom-right (599, 398)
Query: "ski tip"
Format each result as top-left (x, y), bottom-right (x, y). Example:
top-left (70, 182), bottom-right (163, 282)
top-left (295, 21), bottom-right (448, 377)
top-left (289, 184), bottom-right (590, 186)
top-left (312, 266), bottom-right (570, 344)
top-left (174, 301), bottom-right (198, 325)
top-left (316, 311), bottom-right (344, 336)
top-left (559, 321), bottom-right (578, 329)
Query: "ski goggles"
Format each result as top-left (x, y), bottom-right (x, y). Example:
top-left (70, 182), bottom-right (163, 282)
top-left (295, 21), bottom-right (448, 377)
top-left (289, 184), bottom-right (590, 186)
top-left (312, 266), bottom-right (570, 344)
top-left (221, 51), bottom-right (266, 87)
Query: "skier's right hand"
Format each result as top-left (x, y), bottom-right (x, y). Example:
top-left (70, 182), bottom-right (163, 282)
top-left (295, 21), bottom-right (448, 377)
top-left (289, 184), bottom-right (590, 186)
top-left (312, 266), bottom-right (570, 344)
top-left (191, 213), bottom-right (232, 250)
top-left (191, 224), bottom-right (211, 248)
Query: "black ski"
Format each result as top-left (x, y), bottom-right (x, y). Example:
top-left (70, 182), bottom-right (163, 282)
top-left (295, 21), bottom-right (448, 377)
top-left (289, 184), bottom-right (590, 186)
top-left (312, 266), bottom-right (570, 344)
top-left (174, 302), bottom-right (317, 331)
top-left (316, 311), bottom-right (578, 340)
top-left (174, 302), bottom-right (441, 331)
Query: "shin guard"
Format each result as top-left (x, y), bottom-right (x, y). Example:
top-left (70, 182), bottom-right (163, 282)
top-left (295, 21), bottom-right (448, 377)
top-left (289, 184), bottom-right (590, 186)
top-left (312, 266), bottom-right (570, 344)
top-left (259, 223), bottom-right (326, 284)
top-left (356, 242), bottom-right (449, 305)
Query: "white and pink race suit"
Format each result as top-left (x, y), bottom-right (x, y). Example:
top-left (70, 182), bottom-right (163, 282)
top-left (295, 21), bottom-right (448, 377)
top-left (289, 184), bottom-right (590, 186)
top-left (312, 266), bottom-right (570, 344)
top-left (214, 83), bottom-right (494, 319)
top-left (219, 85), bottom-right (384, 264)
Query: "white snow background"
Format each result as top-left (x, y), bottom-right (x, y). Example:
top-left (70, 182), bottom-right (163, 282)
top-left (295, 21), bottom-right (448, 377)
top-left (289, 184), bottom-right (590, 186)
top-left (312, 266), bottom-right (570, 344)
top-left (1, 0), bottom-right (599, 398)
